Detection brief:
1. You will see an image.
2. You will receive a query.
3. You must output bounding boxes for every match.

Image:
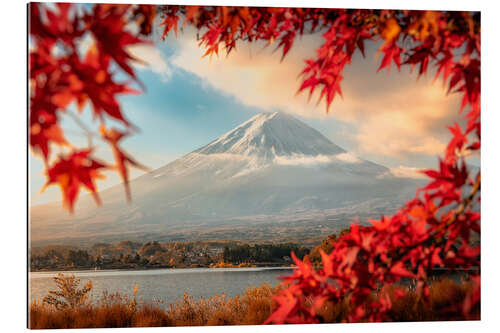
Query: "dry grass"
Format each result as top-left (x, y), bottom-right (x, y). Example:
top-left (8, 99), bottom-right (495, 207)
top-left (29, 283), bottom-right (282, 329)
top-left (29, 278), bottom-right (479, 328)
top-left (386, 278), bottom-right (478, 322)
top-left (315, 278), bottom-right (479, 323)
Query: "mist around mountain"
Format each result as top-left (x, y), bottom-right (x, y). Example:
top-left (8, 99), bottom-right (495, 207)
top-left (30, 111), bottom-right (422, 246)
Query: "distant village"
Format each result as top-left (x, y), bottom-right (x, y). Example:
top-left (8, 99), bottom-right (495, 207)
top-left (29, 240), bottom-right (308, 271)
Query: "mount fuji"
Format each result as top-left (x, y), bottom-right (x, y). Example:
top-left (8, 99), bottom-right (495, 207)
top-left (30, 111), bottom-right (420, 246)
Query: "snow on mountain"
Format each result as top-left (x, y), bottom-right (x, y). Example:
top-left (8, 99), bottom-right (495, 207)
top-left (196, 111), bottom-right (345, 158)
top-left (187, 111), bottom-right (388, 178)
top-left (30, 111), bottom-right (419, 245)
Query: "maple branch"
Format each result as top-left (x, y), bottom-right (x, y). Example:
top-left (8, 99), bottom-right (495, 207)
top-left (436, 171), bottom-right (481, 235)
top-left (65, 110), bottom-right (99, 148)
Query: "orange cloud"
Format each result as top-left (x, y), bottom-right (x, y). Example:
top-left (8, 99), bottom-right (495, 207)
top-left (170, 29), bottom-right (326, 118)
top-left (168, 29), bottom-right (462, 158)
top-left (387, 165), bottom-right (427, 179)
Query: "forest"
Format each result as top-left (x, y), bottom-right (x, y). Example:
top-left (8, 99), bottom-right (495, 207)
top-left (29, 240), bottom-right (308, 271)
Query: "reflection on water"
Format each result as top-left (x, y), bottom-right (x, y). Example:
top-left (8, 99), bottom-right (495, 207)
top-left (29, 267), bottom-right (294, 305)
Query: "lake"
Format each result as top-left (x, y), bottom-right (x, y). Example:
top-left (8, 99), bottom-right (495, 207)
top-left (29, 267), bottom-right (294, 306)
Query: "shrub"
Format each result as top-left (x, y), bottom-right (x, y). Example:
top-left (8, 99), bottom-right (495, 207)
top-left (42, 273), bottom-right (92, 310)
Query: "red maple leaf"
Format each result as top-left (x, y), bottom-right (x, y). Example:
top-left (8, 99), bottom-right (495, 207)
top-left (69, 48), bottom-right (139, 126)
top-left (378, 41), bottom-right (403, 72)
top-left (85, 4), bottom-right (149, 82)
top-left (29, 95), bottom-right (68, 160)
top-left (263, 288), bottom-right (298, 324)
top-left (30, 3), bottom-right (83, 48)
top-left (43, 150), bottom-right (108, 212)
top-left (389, 261), bottom-right (416, 278)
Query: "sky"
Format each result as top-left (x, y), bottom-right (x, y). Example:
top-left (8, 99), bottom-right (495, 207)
top-left (29, 15), bottom-right (472, 206)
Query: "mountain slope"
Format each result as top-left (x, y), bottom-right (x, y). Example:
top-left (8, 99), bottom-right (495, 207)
top-left (30, 111), bottom-right (419, 246)
top-left (195, 112), bottom-right (345, 158)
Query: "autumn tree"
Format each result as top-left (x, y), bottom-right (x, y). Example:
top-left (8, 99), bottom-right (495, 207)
top-left (29, 3), bottom-right (480, 323)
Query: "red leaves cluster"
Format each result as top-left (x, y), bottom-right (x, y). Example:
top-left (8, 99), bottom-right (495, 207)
top-left (29, 88), bottom-right (68, 160)
top-left (266, 167), bottom-right (479, 323)
top-left (298, 11), bottom-right (373, 110)
top-left (68, 47), bottom-right (139, 125)
top-left (29, 3), bottom-right (150, 211)
top-left (159, 6), bottom-right (321, 58)
top-left (84, 4), bottom-right (148, 82)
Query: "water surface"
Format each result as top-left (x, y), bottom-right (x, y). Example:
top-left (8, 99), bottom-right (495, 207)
top-left (30, 267), bottom-right (293, 305)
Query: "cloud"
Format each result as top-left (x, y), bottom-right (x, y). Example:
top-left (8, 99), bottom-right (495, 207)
top-left (167, 29), bottom-right (461, 159)
top-left (387, 165), bottom-right (427, 179)
top-left (335, 68), bottom-right (460, 157)
top-left (334, 152), bottom-right (361, 163)
top-left (274, 152), bottom-right (361, 166)
top-left (169, 29), bottom-right (326, 118)
top-left (274, 154), bottom-right (332, 166)
top-left (128, 44), bottom-right (172, 82)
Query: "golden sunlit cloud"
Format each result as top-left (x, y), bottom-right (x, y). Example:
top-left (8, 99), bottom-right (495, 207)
top-left (170, 29), bottom-right (326, 118)
top-left (168, 29), bottom-right (462, 158)
top-left (388, 165), bottom-right (427, 179)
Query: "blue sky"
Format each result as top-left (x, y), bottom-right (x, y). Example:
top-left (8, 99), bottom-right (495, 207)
top-left (30, 19), bottom-right (472, 206)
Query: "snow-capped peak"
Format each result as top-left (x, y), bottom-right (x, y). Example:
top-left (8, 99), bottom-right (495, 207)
top-left (195, 111), bottom-right (345, 160)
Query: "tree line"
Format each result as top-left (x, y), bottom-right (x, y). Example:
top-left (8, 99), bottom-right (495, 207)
top-left (223, 243), bottom-right (308, 264)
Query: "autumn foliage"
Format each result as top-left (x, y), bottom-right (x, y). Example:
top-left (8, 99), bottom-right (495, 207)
top-left (29, 3), bottom-right (480, 324)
